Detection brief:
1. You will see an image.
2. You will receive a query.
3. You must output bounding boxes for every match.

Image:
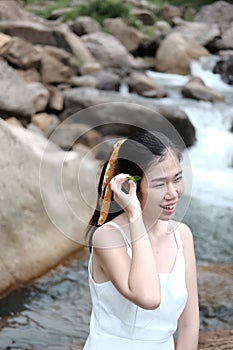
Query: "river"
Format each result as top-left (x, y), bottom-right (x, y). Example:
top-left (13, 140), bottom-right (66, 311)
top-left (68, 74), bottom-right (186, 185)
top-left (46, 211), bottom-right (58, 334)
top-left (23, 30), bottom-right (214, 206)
top-left (0, 55), bottom-right (232, 348)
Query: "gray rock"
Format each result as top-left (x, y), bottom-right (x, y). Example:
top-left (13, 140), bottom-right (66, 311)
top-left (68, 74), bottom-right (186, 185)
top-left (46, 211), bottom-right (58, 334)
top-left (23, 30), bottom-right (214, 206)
top-left (61, 87), bottom-right (196, 147)
top-left (0, 58), bottom-right (35, 118)
top-left (0, 118), bottom-right (99, 297)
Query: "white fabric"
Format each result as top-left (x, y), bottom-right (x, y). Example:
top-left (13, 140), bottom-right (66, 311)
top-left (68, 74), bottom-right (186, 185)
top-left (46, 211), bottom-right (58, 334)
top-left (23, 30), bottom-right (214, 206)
top-left (83, 222), bottom-right (188, 350)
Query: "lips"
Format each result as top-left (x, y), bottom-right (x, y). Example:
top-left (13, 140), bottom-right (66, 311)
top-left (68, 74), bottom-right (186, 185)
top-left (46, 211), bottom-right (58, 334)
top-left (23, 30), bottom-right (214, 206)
top-left (160, 203), bottom-right (177, 210)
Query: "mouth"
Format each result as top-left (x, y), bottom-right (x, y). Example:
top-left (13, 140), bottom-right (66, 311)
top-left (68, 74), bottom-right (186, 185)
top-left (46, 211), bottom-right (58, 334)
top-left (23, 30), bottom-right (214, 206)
top-left (160, 203), bottom-right (177, 211)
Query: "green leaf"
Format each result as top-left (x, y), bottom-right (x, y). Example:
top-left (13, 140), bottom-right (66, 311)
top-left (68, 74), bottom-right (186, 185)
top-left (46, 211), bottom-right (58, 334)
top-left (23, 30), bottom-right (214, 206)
top-left (127, 175), bottom-right (142, 183)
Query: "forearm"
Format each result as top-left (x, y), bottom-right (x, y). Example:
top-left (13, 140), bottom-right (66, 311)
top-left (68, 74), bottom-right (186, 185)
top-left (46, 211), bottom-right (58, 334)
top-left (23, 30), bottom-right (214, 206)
top-left (176, 325), bottom-right (199, 350)
top-left (127, 215), bottom-right (161, 309)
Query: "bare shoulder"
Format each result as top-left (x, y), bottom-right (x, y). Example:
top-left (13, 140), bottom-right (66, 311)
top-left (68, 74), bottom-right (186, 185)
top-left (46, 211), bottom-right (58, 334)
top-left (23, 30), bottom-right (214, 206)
top-left (178, 222), bottom-right (194, 248)
top-left (92, 222), bottom-right (126, 250)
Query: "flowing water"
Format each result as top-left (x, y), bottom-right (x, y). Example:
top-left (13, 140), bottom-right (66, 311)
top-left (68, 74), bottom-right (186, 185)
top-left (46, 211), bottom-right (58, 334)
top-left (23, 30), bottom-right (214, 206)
top-left (0, 56), bottom-right (232, 348)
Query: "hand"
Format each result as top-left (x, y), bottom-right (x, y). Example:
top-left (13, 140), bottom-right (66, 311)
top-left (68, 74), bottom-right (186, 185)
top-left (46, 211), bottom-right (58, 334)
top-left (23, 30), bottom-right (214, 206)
top-left (110, 174), bottom-right (142, 219)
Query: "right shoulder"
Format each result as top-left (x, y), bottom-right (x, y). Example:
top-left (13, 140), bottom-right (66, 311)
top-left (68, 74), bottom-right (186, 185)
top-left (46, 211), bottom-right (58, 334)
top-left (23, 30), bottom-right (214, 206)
top-left (92, 222), bottom-right (125, 250)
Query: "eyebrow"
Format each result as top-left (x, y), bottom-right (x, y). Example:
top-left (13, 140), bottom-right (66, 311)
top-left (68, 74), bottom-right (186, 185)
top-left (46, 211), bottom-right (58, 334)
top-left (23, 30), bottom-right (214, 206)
top-left (151, 170), bottom-right (183, 182)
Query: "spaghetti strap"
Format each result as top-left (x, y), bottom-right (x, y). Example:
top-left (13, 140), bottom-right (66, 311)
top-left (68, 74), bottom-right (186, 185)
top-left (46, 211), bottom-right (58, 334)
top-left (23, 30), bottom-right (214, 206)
top-left (106, 221), bottom-right (132, 257)
top-left (173, 228), bottom-right (183, 250)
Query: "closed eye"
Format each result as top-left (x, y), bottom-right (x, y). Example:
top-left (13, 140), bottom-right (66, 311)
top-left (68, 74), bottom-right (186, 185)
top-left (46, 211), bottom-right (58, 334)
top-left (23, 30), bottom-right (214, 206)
top-left (174, 175), bottom-right (183, 182)
top-left (152, 183), bottom-right (165, 188)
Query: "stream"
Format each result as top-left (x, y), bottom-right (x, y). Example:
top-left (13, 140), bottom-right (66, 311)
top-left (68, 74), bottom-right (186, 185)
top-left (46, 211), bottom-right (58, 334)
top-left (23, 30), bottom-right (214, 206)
top-left (0, 55), bottom-right (232, 348)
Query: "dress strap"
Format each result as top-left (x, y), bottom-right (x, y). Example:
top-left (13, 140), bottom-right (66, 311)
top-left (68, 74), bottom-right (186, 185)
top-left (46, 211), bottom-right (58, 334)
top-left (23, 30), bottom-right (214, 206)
top-left (106, 221), bottom-right (132, 257)
top-left (173, 227), bottom-right (183, 250)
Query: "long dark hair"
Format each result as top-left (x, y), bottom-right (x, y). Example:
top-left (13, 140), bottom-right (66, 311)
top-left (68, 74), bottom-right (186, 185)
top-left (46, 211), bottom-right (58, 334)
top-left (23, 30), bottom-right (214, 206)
top-left (85, 130), bottom-right (182, 248)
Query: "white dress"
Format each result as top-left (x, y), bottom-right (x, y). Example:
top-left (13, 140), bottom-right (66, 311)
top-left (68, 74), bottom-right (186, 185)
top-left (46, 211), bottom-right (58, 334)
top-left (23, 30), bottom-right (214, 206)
top-left (83, 222), bottom-right (188, 350)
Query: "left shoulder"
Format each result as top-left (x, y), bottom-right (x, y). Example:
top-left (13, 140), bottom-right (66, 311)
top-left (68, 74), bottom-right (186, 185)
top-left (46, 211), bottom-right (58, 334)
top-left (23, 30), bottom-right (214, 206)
top-left (176, 222), bottom-right (194, 249)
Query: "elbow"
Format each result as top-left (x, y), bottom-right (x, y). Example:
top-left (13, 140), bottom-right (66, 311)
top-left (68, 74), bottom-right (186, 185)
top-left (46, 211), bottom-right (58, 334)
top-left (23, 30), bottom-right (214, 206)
top-left (138, 294), bottom-right (161, 310)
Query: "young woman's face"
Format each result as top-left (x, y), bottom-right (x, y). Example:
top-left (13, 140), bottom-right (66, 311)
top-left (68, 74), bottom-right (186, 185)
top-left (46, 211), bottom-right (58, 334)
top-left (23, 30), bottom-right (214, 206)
top-left (139, 151), bottom-right (184, 221)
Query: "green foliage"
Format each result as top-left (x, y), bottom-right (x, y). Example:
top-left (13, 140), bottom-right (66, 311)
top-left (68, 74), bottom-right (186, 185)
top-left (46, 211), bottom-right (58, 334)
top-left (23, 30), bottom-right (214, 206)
top-left (146, 0), bottom-right (233, 10)
top-left (31, 0), bottom-right (73, 18)
top-left (63, 0), bottom-right (139, 27)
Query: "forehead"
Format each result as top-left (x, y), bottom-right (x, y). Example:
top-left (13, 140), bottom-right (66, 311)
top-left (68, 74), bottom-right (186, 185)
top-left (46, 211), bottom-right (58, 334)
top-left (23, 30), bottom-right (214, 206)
top-left (145, 153), bottom-right (181, 179)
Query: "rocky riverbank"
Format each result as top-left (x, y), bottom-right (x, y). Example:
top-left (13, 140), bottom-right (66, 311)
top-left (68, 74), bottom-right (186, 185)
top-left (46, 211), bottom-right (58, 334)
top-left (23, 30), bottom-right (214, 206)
top-left (0, 0), bottom-right (232, 348)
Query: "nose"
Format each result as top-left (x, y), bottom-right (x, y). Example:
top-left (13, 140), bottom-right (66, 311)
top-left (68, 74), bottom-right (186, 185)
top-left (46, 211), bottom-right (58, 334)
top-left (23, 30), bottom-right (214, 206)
top-left (164, 182), bottom-right (178, 199)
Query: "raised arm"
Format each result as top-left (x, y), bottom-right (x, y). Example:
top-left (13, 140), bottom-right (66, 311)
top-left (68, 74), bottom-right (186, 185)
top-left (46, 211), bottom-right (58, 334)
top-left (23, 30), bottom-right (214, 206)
top-left (93, 174), bottom-right (161, 310)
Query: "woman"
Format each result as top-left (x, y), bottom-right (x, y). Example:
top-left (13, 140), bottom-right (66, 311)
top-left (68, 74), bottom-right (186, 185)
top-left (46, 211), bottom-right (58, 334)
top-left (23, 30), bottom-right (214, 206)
top-left (83, 130), bottom-right (199, 350)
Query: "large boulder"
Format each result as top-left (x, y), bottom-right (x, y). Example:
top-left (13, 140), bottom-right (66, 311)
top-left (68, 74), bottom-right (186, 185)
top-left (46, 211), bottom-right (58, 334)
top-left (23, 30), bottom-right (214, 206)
top-left (0, 0), bottom-right (42, 22)
top-left (81, 32), bottom-right (137, 68)
top-left (173, 21), bottom-right (220, 47)
top-left (103, 17), bottom-right (145, 53)
top-left (155, 32), bottom-right (209, 75)
top-left (0, 35), bottom-right (41, 70)
top-left (61, 87), bottom-right (196, 147)
top-left (0, 119), bottom-right (99, 297)
top-left (194, 1), bottom-right (233, 31)
top-left (0, 58), bottom-right (36, 119)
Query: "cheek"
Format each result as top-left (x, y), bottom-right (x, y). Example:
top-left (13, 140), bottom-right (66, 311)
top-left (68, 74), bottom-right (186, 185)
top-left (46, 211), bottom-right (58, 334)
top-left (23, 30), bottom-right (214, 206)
top-left (145, 189), bottom-right (166, 205)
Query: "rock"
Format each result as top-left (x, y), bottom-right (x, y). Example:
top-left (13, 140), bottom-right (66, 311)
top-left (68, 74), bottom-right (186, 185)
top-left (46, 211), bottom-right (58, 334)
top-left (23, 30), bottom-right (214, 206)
top-left (156, 20), bottom-right (172, 37)
top-left (137, 20), bottom-right (171, 57)
top-left (73, 16), bottom-right (101, 36)
top-left (0, 118), bottom-right (99, 297)
top-left (182, 76), bottom-right (225, 102)
top-left (28, 82), bottom-right (50, 112)
top-left (174, 21), bottom-right (220, 47)
top-left (213, 57), bottom-right (233, 85)
top-left (127, 71), bottom-right (168, 98)
top-left (46, 85), bottom-right (64, 111)
top-left (79, 61), bottom-right (103, 75)
top-left (0, 21), bottom-right (99, 66)
top-left (155, 32), bottom-right (209, 75)
top-left (0, 32), bottom-right (11, 50)
top-left (205, 23), bottom-right (233, 53)
top-left (72, 71), bottom-right (123, 91)
top-left (157, 105), bottom-right (196, 147)
top-left (81, 32), bottom-right (137, 68)
top-left (61, 87), bottom-right (196, 147)
top-left (194, 1), bottom-right (233, 31)
top-left (131, 8), bottom-right (155, 25)
top-left (0, 36), bottom-right (41, 70)
top-left (157, 5), bottom-right (185, 24)
top-left (94, 70), bottom-right (121, 91)
top-left (0, 21), bottom-right (69, 48)
top-left (50, 122), bottom-right (102, 150)
top-left (199, 329), bottom-right (233, 350)
top-left (18, 68), bottom-right (41, 83)
top-left (198, 263), bottom-right (233, 332)
top-left (221, 23), bottom-right (233, 49)
top-left (48, 8), bottom-right (74, 21)
top-left (36, 45), bottom-right (79, 84)
top-left (0, 58), bottom-right (35, 119)
top-left (125, 0), bottom-right (159, 14)
top-left (69, 75), bottom-right (97, 88)
top-left (31, 113), bottom-right (60, 137)
top-left (0, 0), bottom-right (40, 22)
top-left (59, 28), bottom-right (101, 67)
top-left (103, 18), bottom-right (145, 53)
top-left (5, 117), bottom-right (24, 128)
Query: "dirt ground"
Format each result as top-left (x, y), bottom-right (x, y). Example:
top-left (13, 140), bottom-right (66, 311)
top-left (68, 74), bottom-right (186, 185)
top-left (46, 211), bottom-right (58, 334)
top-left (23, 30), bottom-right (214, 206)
top-left (198, 329), bottom-right (233, 350)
